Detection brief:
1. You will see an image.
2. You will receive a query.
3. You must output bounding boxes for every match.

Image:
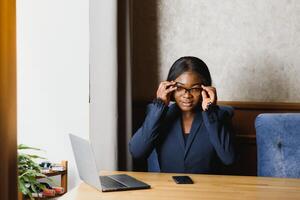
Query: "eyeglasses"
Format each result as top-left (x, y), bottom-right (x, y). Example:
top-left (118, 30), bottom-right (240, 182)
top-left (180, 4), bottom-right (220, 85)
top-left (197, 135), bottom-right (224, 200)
top-left (175, 84), bottom-right (202, 96)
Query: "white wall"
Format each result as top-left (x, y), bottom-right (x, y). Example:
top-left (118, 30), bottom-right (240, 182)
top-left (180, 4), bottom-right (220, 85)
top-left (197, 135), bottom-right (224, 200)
top-left (17, 0), bottom-right (89, 190)
top-left (89, 0), bottom-right (118, 171)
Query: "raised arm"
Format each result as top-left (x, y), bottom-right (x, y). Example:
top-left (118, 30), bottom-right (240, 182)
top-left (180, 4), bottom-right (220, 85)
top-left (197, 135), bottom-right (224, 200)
top-left (129, 81), bottom-right (177, 160)
top-left (129, 100), bottom-right (168, 159)
top-left (202, 106), bottom-right (235, 165)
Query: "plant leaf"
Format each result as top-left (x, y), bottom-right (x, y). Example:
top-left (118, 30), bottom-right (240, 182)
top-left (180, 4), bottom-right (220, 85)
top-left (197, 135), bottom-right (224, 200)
top-left (17, 144), bottom-right (50, 199)
top-left (18, 144), bottom-right (44, 151)
top-left (27, 154), bottom-right (46, 159)
top-left (18, 179), bottom-right (29, 195)
top-left (30, 184), bottom-right (38, 194)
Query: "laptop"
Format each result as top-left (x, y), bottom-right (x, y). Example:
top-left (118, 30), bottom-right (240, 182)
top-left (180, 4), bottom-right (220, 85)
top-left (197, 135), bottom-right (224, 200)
top-left (69, 134), bottom-right (151, 192)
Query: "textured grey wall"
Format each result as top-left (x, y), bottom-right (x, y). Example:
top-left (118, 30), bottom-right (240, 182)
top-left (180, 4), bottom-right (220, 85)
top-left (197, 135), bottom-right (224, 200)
top-left (158, 0), bottom-right (300, 102)
top-left (132, 0), bottom-right (300, 102)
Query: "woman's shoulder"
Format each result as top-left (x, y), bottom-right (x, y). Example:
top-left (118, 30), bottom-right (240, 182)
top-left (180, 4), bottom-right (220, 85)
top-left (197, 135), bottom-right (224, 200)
top-left (217, 105), bottom-right (234, 117)
top-left (212, 105), bottom-right (234, 121)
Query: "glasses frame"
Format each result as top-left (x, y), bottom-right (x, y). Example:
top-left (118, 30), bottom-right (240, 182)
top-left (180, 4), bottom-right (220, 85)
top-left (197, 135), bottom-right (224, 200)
top-left (175, 83), bottom-right (202, 96)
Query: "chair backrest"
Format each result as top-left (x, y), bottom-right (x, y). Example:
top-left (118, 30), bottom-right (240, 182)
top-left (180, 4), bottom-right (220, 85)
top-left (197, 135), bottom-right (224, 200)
top-left (147, 105), bottom-right (234, 172)
top-left (255, 113), bottom-right (300, 178)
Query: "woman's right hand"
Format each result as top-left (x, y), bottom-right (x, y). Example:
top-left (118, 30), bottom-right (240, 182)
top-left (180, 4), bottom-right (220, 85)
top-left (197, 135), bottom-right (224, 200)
top-left (156, 81), bottom-right (177, 105)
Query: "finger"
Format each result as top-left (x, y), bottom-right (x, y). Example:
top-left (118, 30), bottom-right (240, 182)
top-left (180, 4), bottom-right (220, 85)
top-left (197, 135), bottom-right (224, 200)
top-left (201, 90), bottom-right (208, 100)
top-left (202, 100), bottom-right (209, 111)
top-left (201, 85), bottom-right (216, 95)
top-left (202, 86), bottom-right (216, 100)
top-left (157, 84), bottom-right (165, 95)
top-left (159, 82), bottom-right (173, 91)
top-left (165, 85), bottom-right (177, 94)
top-left (201, 86), bottom-right (211, 98)
top-left (208, 89), bottom-right (217, 103)
top-left (163, 81), bottom-right (176, 88)
top-left (201, 85), bottom-right (210, 90)
top-left (207, 90), bottom-right (215, 101)
top-left (161, 80), bottom-right (175, 85)
top-left (201, 85), bottom-right (215, 91)
top-left (157, 82), bottom-right (170, 96)
top-left (158, 81), bottom-right (171, 90)
top-left (159, 81), bottom-right (168, 88)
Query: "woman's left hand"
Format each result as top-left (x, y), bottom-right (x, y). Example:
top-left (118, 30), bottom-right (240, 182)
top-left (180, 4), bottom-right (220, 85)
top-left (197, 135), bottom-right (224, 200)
top-left (201, 85), bottom-right (217, 111)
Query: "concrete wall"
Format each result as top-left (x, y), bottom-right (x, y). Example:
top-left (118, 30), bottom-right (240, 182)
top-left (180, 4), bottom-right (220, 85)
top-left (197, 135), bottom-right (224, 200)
top-left (133, 0), bottom-right (300, 102)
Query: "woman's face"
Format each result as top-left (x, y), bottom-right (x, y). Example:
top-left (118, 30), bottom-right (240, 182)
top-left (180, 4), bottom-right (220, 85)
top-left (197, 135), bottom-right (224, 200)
top-left (173, 71), bottom-right (202, 112)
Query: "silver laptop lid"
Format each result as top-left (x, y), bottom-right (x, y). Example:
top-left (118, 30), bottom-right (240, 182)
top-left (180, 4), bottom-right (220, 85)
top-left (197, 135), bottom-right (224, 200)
top-left (69, 134), bottom-right (102, 190)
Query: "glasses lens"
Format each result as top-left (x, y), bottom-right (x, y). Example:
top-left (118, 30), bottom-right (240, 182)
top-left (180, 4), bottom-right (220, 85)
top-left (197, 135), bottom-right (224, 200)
top-left (190, 88), bottom-right (201, 95)
top-left (176, 86), bottom-right (185, 95)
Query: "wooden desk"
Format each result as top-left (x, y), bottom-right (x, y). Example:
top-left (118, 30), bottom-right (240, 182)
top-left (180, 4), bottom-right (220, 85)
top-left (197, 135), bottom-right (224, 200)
top-left (59, 171), bottom-right (300, 200)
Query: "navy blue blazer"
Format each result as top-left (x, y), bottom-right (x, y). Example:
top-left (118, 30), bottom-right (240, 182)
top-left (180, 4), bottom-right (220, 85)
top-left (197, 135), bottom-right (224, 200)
top-left (129, 100), bottom-right (235, 174)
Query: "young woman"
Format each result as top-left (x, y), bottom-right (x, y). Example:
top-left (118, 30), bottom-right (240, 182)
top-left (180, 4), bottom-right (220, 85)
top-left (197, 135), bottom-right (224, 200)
top-left (129, 56), bottom-right (235, 174)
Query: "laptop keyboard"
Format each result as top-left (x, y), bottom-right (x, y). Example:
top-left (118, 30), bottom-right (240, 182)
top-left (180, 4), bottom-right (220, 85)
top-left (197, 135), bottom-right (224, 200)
top-left (110, 174), bottom-right (147, 187)
top-left (100, 176), bottom-right (127, 189)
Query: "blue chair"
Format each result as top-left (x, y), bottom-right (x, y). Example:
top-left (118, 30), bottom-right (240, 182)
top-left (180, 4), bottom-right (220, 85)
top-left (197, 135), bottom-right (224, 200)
top-left (255, 113), bottom-right (300, 178)
top-left (147, 105), bottom-right (234, 172)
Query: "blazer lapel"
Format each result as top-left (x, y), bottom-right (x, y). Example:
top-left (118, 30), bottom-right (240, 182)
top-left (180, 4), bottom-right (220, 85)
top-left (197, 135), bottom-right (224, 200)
top-left (184, 110), bottom-right (203, 159)
top-left (175, 117), bottom-right (185, 152)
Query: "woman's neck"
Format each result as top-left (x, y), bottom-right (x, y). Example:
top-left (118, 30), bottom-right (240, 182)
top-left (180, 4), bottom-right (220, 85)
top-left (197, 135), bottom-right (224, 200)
top-left (181, 111), bottom-right (196, 134)
top-left (181, 110), bottom-right (195, 120)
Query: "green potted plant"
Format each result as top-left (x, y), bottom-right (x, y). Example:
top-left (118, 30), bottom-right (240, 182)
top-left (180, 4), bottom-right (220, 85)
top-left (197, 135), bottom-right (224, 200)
top-left (18, 144), bottom-right (50, 200)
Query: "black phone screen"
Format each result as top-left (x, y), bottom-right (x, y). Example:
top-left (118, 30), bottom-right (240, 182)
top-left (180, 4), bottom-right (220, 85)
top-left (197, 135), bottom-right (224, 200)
top-left (172, 176), bottom-right (194, 184)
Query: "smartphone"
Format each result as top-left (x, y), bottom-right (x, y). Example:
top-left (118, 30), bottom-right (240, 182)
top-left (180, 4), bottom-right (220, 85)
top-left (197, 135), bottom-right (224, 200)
top-left (172, 176), bottom-right (193, 184)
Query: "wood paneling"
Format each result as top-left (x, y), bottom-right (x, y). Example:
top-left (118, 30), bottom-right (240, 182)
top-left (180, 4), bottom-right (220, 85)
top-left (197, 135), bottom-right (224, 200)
top-left (218, 101), bottom-right (300, 176)
top-left (132, 100), bottom-right (300, 175)
top-left (0, 0), bottom-right (17, 199)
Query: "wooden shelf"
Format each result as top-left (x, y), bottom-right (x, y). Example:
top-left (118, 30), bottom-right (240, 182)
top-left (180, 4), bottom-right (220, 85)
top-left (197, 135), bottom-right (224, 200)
top-left (18, 160), bottom-right (68, 200)
top-left (41, 170), bottom-right (67, 177)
